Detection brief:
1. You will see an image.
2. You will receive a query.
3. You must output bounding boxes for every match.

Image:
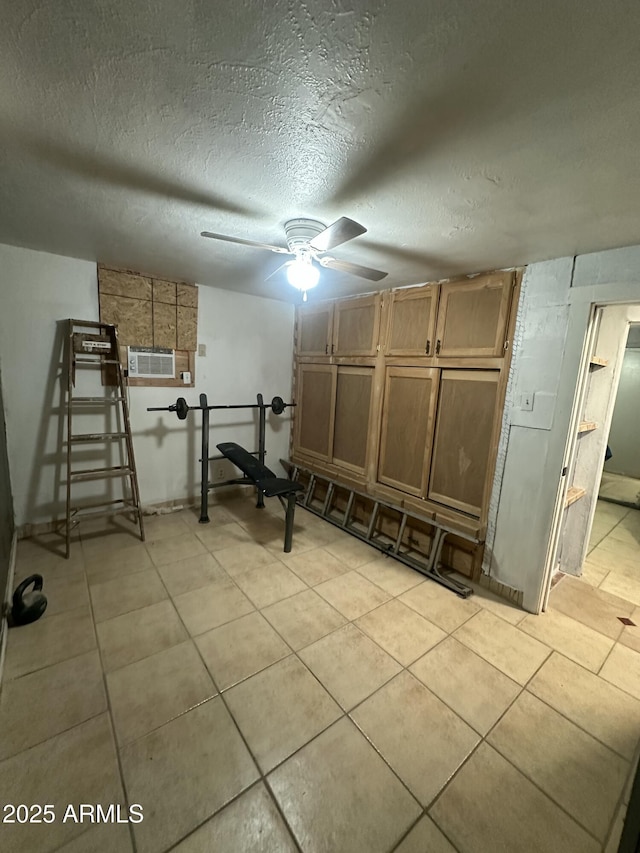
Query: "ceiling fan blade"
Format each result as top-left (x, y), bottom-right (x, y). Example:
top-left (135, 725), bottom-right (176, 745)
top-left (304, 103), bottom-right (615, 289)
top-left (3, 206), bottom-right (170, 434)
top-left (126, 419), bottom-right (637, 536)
top-left (319, 256), bottom-right (388, 282)
top-left (265, 260), bottom-right (293, 281)
top-left (201, 231), bottom-right (290, 254)
top-left (308, 217), bottom-right (367, 252)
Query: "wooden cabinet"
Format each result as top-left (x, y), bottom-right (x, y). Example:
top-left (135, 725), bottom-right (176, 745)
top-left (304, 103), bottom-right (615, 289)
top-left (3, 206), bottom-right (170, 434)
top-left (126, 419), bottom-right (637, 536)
top-left (384, 285), bottom-right (438, 357)
top-left (434, 272), bottom-right (513, 358)
top-left (294, 364), bottom-right (374, 474)
top-left (296, 303), bottom-right (334, 356)
top-left (294, 364), bottom-right (336, 460)
top-left (332, 368), bottom-right (374, 474)
top-left (293, 269), bottom-right (520, 545)
top-left (333, 294), bottom-right (380, 356)
top-left (297, 294), bottom-right (381, 357)
top-left (377, 367), bottom-right (439, 496)
top-left (428, 370), bottom-right (500, 516)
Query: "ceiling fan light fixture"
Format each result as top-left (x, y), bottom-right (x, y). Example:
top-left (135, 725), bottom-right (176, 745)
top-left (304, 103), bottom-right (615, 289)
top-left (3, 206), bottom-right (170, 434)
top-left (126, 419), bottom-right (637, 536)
top-left (286, 255), bottom-right (319, 292)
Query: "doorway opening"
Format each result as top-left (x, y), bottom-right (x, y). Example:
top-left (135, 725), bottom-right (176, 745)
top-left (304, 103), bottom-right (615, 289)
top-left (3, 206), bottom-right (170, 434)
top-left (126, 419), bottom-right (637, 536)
top-left (598, 323), bottom-right (640, 509)
top-left (543, 304), bottom-right (640, 610)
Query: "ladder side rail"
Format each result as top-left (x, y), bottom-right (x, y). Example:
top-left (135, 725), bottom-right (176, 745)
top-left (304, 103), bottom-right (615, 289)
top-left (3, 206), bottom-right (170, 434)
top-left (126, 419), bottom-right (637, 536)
top-left (65, 320), bottom-right (74, 558)
top-left (111, 326), bottom-right (145, 542)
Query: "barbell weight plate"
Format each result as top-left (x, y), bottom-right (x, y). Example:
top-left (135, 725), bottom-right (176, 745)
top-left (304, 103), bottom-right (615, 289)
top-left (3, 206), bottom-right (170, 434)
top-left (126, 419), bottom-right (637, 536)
top-left (271, 396), bottom-right (286, 415)
top-left (176, 397), bottom-right (190, 420)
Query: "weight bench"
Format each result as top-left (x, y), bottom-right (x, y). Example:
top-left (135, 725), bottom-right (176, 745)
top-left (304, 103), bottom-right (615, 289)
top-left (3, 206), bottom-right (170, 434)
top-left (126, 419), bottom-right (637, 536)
top-left (216, 442), bottom-right (304, 553)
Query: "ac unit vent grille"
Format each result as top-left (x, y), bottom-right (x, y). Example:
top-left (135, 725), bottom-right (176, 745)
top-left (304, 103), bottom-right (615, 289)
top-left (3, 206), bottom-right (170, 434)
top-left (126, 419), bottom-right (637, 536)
top-left (128, 347), bottom-right (175, 379)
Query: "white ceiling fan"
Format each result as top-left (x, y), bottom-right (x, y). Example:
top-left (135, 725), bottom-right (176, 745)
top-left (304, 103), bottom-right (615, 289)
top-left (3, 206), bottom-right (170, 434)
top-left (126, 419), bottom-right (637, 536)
top-left (201, 217), bottom-right (387, 299)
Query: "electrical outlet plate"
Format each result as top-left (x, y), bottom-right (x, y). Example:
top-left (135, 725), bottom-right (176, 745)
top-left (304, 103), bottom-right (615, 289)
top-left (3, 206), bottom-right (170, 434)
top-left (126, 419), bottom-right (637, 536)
top-left (181, 371), bottom-right (191, 384)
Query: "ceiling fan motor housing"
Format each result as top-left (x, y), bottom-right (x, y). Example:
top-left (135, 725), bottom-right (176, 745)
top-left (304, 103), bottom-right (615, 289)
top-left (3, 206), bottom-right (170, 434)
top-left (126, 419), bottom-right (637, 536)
top-left (284, 219), bottom-right (325, 254)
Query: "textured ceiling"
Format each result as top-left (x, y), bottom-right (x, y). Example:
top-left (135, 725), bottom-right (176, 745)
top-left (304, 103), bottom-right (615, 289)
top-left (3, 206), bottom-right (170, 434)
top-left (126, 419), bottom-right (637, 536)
top-left (1, 0), bottom-right (639, 302)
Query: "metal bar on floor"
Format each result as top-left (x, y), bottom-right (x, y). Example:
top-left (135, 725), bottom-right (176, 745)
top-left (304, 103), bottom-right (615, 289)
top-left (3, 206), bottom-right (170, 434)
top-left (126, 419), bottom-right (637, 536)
top-left (394, 513), bottom-right (408, 554)
top-left (322, 483), bottom-right (335, 516)
top-left (284, 460), bottom-right (475, 598)
top-left (343, 491), bottom-right (355, 528)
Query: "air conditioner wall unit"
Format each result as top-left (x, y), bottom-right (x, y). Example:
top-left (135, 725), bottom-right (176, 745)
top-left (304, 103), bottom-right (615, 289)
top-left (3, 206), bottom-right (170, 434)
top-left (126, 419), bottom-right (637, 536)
top-left (127, 346), bottom-right (175, 379)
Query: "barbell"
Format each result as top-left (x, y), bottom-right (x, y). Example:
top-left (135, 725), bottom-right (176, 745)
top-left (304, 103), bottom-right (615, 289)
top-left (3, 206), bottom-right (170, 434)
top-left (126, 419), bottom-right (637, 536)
top-left (147, 394), bottom-right (294, 420)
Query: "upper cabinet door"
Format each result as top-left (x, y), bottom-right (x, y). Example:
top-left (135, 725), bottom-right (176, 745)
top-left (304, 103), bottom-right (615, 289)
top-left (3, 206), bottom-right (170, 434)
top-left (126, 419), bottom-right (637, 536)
top-left (377, 367), bottom-right (439, 497)
top-left (296, 302), bottom-right (334, 356)
top-left (435, 271), bottom-right (513, 358)
top-left (294, 363), bottom-right (336, 461)
top-left (332, 294), bottom-right (381, 356)
top-left (428, 370), bottom-right (500, 517)
top-left (384, 285), bottom-right (439, 357)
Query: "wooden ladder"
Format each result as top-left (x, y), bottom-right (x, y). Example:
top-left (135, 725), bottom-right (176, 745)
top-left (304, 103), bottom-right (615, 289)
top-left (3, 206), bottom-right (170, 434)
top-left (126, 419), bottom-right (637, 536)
top-left (65, 319), bottom-right (145, 557)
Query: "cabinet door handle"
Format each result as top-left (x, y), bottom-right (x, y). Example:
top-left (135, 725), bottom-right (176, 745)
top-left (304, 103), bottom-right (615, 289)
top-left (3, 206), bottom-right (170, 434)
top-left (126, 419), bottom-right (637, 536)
top-left (331, 343), bottom-right (335, 354)
top-left (425, 340), bottom-right (430, 355)
top-left (435, 339), bottom-right (441, 355)
top-left (325, 343), bottom-right (328, 354)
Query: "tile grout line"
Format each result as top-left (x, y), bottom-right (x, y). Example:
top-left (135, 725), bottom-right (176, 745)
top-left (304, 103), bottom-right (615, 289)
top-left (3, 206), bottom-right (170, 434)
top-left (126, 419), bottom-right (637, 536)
top-left (150, 560), bottom-right (306, 853)
top-left (162, 521), bottom-right (577, 847)
top-left (421, 640), bottom-right (636, 844)
top-left (162, 544), bottom-right (440, 848)
top-left (0, 607), bottom-right (97, 683)
top-left (425, 683), bottom-right (615, 851)
top-left (84, 564), bottom-right (140, 853)
top-left (597, 637), bottom-right (619, 677)
top-left (14, 505), bottom-right (640, 852)
top-left (523, 683), bottom-right (636, 758)
top-left (484, 734), bottom-right (615, 847)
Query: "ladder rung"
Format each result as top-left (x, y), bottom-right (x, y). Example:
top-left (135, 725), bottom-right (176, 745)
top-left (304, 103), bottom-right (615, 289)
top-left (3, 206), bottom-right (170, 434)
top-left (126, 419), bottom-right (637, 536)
top-left (70, 319), bottom-right (112, 329)
top-left (70, 502), bottom-right (137, 523)
top-left (74, 358), bottom-right (121, 365)
top-left (72, 507), bottom-right (139, 524)
top-left (71, 498), bottom-right (133, 512)
top-left (70, 466), bottom-right (132, 482)
top-left (70, 432), bottom-right (128, 443)
top-left (71, 397), bottom-right (125, 404)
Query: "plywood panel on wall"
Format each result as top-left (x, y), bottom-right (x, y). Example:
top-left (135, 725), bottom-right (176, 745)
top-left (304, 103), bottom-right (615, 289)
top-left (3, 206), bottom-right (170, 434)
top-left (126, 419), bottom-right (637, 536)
top-left (99, 293), bottom-right (153, 346)
top-left (153, 280), bottom-right (177, 304)
top-left (332, 368), bottom-right (373, 473)
top-left (153, 301), bottom-right (177, 349)
top-left (99, 268), bottom-right (152, 300)
top-left (177, 282), bottom-right (198, 308)
top-left (295, 364), bottom-right (336, 461)
top-left (98, 266), bottom-right (198, 387)
top-left (428, 370), bottom-right (499, 516)
top-left (377, 367), bottom-right (439, 497)
top-left (177, 306), bottom-right (197, 351)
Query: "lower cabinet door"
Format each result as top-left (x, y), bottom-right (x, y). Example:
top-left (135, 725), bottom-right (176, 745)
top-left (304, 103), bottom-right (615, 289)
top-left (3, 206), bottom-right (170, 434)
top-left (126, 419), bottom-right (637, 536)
top-left (377, 366), bottom-right (439, 497)
top-left (332, 367), bottom-right (374, 474)
top-left (294, 364), bottom-right (336, 461)
top-left (428, 369), bottom-right (499, 516)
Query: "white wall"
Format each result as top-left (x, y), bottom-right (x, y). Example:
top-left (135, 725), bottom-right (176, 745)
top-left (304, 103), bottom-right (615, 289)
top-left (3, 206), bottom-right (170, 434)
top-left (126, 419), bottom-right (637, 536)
top-left (489, 245), bottom-right (640, 611)
top-left (0, 356), bottom-right (14, 615)
top-left (0, 243), bottom-right (295, 528)
top-left (485, 258), bottom-right (574, 607)
top-left (604, 348), bottom-right (640, 478)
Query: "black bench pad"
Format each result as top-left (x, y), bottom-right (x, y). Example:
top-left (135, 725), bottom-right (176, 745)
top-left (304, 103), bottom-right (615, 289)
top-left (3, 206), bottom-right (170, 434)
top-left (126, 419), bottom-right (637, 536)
top-left (216, 442), bottom-right (303, 497)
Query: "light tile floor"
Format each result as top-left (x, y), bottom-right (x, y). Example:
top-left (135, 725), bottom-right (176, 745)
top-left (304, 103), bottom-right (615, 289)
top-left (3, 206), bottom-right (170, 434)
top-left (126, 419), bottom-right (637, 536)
top-left (583, 498), bottom-right (640, 612)
top-left (0, 496), bottom-right (638, 852)
top-left (599, 471), bottom-right (640, 507)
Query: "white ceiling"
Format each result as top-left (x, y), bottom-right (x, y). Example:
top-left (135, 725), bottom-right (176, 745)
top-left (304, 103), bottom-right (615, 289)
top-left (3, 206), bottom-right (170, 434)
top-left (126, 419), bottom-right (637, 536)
top-left (1, 1), bottom-right (639, 302)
